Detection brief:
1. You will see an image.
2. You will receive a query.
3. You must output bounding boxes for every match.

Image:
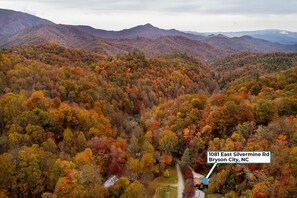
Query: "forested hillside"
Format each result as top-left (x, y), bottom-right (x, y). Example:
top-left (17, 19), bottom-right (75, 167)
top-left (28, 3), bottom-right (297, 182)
top-left (212, 51), bottom-right (297, 88)
top-left (148, 66), bottom-right (297, 197)
top-left (0, 44), bottom-right (297, 198)
top-left (0, 44), bottom-right (217, 197)
top-left (0, 8), bottom-right (54, 34)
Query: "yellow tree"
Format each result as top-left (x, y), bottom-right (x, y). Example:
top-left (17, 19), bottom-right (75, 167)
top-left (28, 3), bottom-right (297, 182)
top-left (54, 169), bottom-right (78, 198)
top-left (0, 153), bottom-right (17, 196)
top-left (77, 132), bottom-right (87, 152)
top-left (120, 181), bottom-right (147, 198)
top-left (158, 130), bottom-right (178, 155)
top-left (17, 148), bottom-right (44, 197)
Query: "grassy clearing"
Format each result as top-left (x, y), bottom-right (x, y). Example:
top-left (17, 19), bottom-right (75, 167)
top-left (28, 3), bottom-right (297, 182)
top-left (206, 193), bottom-right (224, 198)
top-left (151, 166), bottom-right (178, 198)
top-left (151, 167), bottom-right (178, 186)
top-left (155, 186), bottom-right (178, 198)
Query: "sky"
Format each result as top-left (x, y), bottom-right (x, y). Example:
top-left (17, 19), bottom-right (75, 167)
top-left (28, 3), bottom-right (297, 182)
top-left (0, 0), bottom-right (297, 32)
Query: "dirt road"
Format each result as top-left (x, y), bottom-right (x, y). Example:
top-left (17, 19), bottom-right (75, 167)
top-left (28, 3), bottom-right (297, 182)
top-left (176, 164), bottom-right (185, 198)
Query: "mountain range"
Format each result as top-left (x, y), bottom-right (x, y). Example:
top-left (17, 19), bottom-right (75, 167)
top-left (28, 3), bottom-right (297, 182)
top-left (76, 23), bottom-right (205, 40)
top-left (188, 30), bottom-right (297, 45)
top-left (0, 8), bottom-right (297, 62)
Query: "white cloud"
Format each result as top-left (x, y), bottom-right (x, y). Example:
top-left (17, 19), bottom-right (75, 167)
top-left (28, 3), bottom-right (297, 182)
top-left (0, 0), bottom-right (296, 31)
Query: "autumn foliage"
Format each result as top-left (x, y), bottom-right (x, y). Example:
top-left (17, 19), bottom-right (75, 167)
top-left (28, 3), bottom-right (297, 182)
top-left (0, 45), bottom-right (297, 197)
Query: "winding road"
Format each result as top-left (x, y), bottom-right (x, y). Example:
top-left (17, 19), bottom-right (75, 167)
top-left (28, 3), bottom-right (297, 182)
top-left (176, 164), bottom-right (185, 198)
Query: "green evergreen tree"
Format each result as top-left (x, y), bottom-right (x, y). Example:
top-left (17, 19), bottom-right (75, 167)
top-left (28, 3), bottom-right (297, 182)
top-left (77, 132), bottom-right (87, 152)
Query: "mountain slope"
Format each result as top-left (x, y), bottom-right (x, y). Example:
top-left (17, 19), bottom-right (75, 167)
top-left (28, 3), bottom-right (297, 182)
top-left (212, 51), bottom-right (297, 88)
top-left (115, 36), bottom-right (231, 61)
top-left (251, 31), bottom-right (297, 45)
top-left (0, 24), bottom-right (132, 57)
top-left (0, 8), bottom-right (54, 34)
top-left (0, 24), bottom-right (230, 61)
top-left (0, 24), bottom-right (97, 48)
top-left (188, 29), bottom-right (297, 45)
top-left (204, 35), bottom-right (297, 53)
top-left (217, 30), bottom-right (297, 45)
top-left (76, 23), bottom-right (205, 40)
top-left (2, 23), bottom-right (297, 62)
top-left (0, 9), bottom-right (297, 62)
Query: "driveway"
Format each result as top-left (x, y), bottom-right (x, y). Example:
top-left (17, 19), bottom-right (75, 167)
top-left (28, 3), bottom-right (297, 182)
top-left (176, 164), bottom-right (185, 198)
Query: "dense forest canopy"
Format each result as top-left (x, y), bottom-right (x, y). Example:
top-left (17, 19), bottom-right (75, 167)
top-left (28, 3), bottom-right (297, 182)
top-left (0, 44), bottom-right (297, 198)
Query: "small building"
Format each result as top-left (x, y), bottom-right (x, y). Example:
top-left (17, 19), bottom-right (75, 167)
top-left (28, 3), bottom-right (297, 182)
top-left (193, 190), bottom-right (205, 198)
top-left (103, 175), bottom-right (118, 188)
top-left (192, 171), bottom-right (208, 190)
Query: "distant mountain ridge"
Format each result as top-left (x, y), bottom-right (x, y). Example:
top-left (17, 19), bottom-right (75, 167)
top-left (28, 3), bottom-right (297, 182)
top-left (75, 23), bottom-right (205, 40)
top-left (0, 8), bottom-right (297, 62)
top-left (0, 8), bottom-right (54, 34)
top-left (204, 35), bottom-right (297, 53)
top-left (0, 24), bottom-right (230, 62)
top-left (188, 29), bottom-right (297, 45)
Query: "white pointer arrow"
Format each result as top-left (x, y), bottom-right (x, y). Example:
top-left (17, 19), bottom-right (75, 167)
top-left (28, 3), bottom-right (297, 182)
top-left (206, 163), bottom-right (217, 179)
top-left (202, 163), bottom-right (217, 183)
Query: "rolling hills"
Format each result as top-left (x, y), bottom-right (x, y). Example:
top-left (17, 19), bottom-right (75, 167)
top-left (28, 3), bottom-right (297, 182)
top-left (1, 6), bottom-right (297, 198)
top-left (199, 29), bottom-right (297, 45)
top-left (1, 43), bottom-right (297, 197)
top-left (1, 8), bottom-right (297, 62)
top-left (204, 35), bottom-right (297, 53)
top-left (211, 51), bottom-right (297, 88)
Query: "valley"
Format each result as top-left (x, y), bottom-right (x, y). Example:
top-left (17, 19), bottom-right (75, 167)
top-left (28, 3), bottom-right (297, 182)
top-left (0, 7), bottom-right (297, 198)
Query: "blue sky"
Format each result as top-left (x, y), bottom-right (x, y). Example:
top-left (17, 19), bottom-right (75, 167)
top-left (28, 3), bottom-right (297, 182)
top-left (0, 0), bottom-right (296, 31)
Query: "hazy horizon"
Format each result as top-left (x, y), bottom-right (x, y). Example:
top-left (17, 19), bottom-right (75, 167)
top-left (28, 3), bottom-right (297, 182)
top-left (0, 0), bottom-right (297, 32)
